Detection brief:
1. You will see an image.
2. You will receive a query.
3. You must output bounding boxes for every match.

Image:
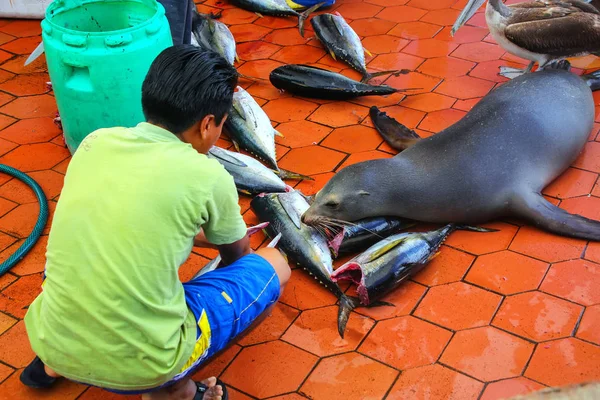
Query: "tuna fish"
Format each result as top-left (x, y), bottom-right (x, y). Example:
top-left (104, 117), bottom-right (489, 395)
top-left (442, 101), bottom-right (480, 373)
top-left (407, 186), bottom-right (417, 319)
top-left (327, 217), bottom-right (417, 258)
top-left (191, 10), bottom-right (238, 65)
top-left (225, 86), bottom-right (311, 181)
top-left (208, 146), bottom-right (289, 195)
top-left (331, 224), bottom-right (496, 330)
top-left (311, 13), bottom-right (399, 82)
top-left (269, 64), bottom-right (414, 100)
top-left (251, 189), bottom-right (388, 337)
top-left (229, 0), bottom-right (324, 36)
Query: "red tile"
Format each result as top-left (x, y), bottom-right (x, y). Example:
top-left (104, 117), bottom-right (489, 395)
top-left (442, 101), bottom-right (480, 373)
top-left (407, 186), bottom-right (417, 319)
top-left (271, 44), bottom-right (326, 64)
top-left (192, 345), bottom-right (241, 383)
top-left (282, 305), bottom-right (374, 356)
top-left (279, 145), bottom-right (345, 175)
top-left (0, 69), bottom-right (15, 84)
top-left (0, 54), bottom-right (46, 75)
top-left (254, 15), bottom-right (298, 30)
top-left (0, 32), bottom-right (15, 46)
top-left (300, 352), bottom-right (397, 400)
top-left (408, 0), bottom-right (459, 9)
top-left (337, 149), bottom-right (392, 169)
top-left (469, 59), bottom-right (528, 83)
top-left (219, 8), bottom-right (258, 25)
top-left (403, 39), bottom-right (458, 59)
top-left (540, 259), bottom-right (600, 306)
top-left (0, 170), bottom-right (64, 204)
top-left (440, 326), bottom-right (534, 382)
top-left (0, 142), bottom-right (69, 172)
top-left (0, 91), bottom-right (14, 107)
top-left (417, 56), bottom-right (475, 78)
top-left (1, 37), bottom-right (40, 55)
top-left (413, 245), bottom-right (475, 286)
top-left (78, 387), bottom-right (140, 400)
top-left (0, 94), bottom-right (56, 119)
top-left (389, 21), bottom-right (443, 39)
top-left (0, 21), bottom-right (41, 37)
top-left (0, 50), bottom-right (11, 65)
top-left (237, 59), bottom-right (285, 80)
top-left (359, 315), bottom-right (452, 370)
top-left (387, 364), bottom-right (484, 400)
top-left (0, 230), bottom-right (15, 253)
top-left (384, 71), bottom-right (441, 95)
top-left (237, 303), bottom-right (299, 346)
top-left (265, 28), bottom-right (309, 46)
top-left (435, 25), bottom-right (489, 44)
top-left (420, 8), bottom-right (462, 25)
top-left (542, 168), bottom-right (597, 199)
top-left (453, 97), bottom-right (480, 112)
top-left (576, 304), bottom-right (600, 345)
top-left (451, 42), bottom-right (506, 63)
top-left (400, 93), bottom-right (456, 113)
top-left (559, 195), bottom-right (600, 221)
top-left (376, 6), bottom-right (428, 23)
top-left (336, 3), bottom-right (383, 19)
top-left (221, 341), bottom-right (317, 398)
top-left (435, 75), bottom-right (495, 99)
top-left (263, 97), bottom-right (318, 123)
top-left (0, 273), bottom-right (42, 319)
top-left (466, 251), bottom-right (549, 295)
top-left (0, 363), bottom-right (13, 384)
top-left (321, 125), bottom-right (383, 153)
top-left (368, 52), bottom-right (425, 72)
top-left (229, 24), bottom-right (271, 42)
top-left (0, 117), bottom-right (59, 145)
top-left (509, 226), bottom-right (587, 263)
top-left (0, 320), bottom-right (34, 368)
top-left (415, 282), bottom-right (502, 330)
top-left (418, 108), bottom-right (466, 132)
top-left (361, 35), bottom-right (410, 54)
top-left (0, 368), bottom-right (87, 400)
top-left (349, 18), bottom-right (396, 36)
top-left (493, 292), bottom-right (583, 342)
top-left (353, 281), bottom-right (426, 320)
top-left (308, 102), bottom-right (369, 128)
top-left (480, 377), bottom-right (545, 400)
top-left (236, 41), bottom-right (280, 60)
top-left (0, 273), bottom-right (17, 291)
top-left (0, 311), bottom-right (16, 335)
top-left (525, 338), bottom-right (600, 386)
top-left (367, 0), bottom-right (410, 5)
top-left (278, 269), bottom-right (339, 310)
top-left (0, 115), bottom-right (15, 133)
top-left (275, 120), bottom-right (332, 148)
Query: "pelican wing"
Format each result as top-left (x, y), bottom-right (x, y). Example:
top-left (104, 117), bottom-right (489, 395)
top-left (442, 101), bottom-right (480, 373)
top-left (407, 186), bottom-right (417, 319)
top-left (505, 12), bottom-right (600, 56)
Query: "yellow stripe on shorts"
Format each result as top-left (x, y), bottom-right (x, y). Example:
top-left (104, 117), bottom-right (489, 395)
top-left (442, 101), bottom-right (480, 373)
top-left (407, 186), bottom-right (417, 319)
top-left (179, 309), bottom-right (212, 372)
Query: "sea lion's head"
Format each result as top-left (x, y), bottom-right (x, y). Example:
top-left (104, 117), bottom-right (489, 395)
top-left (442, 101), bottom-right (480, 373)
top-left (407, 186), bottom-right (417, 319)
top-left (301, 160), bottom-right (387, 228)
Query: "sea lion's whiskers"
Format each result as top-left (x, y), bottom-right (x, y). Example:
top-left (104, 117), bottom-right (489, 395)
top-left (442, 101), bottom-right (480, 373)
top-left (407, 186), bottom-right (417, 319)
top-left (323, 217), bottom-right (385, 239)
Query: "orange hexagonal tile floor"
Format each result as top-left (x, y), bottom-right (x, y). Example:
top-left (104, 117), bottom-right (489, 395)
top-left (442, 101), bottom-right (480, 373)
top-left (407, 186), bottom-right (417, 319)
top-left (0, 0), bottom-right (599, 399)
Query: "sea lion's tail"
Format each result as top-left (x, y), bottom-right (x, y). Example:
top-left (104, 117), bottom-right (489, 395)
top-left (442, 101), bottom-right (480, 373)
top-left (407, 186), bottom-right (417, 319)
top-left (515, 193), bottom-right (600, 241)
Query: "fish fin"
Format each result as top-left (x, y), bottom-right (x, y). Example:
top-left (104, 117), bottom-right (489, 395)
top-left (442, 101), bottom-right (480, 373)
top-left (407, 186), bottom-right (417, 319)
top-left (364, 237), bottom-right (407, 263)
top-left (337, 295), bottom-right (360, 338)
top-left (235, 53), bottom-right (240, 63)
top-left (208, 147), bottom-right (248, 167)
top-left (232, 101), bottom-right (247, 121)
top-left (208, 18), bottom-right (216, 35)
top-left (255, 12), bottom-right (264, 18)
top-left (329, 50), bottom-right (337, 61)
top-left (275, 168), bottom-right (314, 182)
top-left (360, 69), bottom-right (411, 83)
top-left (232, 140), bottom-right (241, 152)
top-left (366, 300), bottom-right (395, 308)
top-left (364, 47), bottom-right (373, 57)
top-left (238, 189), bottom-right (253, 196)
top-left (274, 129), bottom-right (284, 138)
top-left (331, 14), bottom-right (346, 37)
top-left (298, 2), bottom-right (324, 37)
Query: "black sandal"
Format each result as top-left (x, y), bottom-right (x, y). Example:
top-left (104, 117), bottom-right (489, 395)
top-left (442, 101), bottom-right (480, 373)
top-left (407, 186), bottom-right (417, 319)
top-left (194, 378), bottom-right (229, 400)
top-left (19, 356), bottom-right (57, 389)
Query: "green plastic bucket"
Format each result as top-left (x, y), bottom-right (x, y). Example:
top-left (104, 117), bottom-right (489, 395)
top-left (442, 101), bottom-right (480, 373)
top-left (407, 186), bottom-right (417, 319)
top-left (41, 0), bottom-right (173, 154)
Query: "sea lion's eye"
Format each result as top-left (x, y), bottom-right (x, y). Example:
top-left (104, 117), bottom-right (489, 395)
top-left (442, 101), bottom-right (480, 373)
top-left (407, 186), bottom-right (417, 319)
top-left (325, 200), bottom-right (339, 208)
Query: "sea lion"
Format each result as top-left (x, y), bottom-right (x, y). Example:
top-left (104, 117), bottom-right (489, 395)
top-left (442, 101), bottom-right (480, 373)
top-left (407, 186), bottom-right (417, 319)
top-left (301, 68), bottom-right (600, 242)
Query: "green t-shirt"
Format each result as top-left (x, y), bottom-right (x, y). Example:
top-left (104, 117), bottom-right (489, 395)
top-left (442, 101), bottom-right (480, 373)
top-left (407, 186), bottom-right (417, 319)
top-left (24, 122), bottom-right (247, 390)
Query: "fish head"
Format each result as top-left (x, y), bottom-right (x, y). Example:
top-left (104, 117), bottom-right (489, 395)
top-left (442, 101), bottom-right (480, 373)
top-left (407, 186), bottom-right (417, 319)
top-left (301, 160), bottom-right (385, 230)
top-left (331, 261), bottom-right (369, 305)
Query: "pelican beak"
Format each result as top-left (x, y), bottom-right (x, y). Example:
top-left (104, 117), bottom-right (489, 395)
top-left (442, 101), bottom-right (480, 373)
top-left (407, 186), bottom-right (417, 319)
top-left (451, 0), bottom-right (487, 36)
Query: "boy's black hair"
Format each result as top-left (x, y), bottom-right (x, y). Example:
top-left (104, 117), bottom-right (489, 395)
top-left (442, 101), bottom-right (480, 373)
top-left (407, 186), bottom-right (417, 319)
top-left (141, 44), bottom-right (238, 134)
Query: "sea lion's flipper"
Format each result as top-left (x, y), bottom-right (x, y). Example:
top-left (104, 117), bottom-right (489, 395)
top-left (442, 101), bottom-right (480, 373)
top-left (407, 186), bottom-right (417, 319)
top-left (516, 193), bottom-right (600, 241)
top-left (582, 70), bottom-right (600, 92)
top-left (370, 106), bottom-right (422, 152)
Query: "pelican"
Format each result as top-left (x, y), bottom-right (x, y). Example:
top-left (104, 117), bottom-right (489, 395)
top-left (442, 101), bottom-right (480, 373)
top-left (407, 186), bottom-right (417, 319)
top-left (451, 0), bottom-right (600, 79)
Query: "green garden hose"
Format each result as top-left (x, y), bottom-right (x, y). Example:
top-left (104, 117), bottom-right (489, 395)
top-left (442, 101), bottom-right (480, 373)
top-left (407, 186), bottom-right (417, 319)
top-left (0, 165), bottom-right (49, 276)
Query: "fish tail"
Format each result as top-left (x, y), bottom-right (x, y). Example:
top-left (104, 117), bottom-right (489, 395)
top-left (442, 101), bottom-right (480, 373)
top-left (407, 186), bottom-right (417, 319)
top-left (337, 294), bottom-right (360, 338)
top-left (275, 168), bottom-right (314, 182)
top-left (360, 69), bottom-right (411, 83)
top-left (298, 2), bottom-right (325, 37)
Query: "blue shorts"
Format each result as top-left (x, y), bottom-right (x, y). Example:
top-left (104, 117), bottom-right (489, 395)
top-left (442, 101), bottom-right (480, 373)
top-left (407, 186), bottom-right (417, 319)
top-left (106, 253), bottom-right (280, 395)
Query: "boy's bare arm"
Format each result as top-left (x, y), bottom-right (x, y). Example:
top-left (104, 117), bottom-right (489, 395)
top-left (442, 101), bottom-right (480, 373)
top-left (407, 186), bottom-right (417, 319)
top-left (217, 235), bottom-right (253, 266)
top-left (193, 230), bottom-right (217, 249)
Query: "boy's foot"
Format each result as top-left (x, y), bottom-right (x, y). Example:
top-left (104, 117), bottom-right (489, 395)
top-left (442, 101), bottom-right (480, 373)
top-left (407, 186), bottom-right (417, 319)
top-left (20, 356), bottom-right (57, 389)
top-left (195, 377), bottom-right (228, 400)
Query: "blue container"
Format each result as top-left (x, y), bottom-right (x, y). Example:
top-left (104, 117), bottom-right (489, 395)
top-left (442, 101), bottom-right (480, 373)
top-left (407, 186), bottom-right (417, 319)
top-left (41, 0), bottom-right (173, 154)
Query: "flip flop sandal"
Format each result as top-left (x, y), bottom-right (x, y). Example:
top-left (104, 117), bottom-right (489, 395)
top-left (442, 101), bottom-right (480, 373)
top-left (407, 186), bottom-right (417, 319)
top-left (194, 379), bottom-right (229, 400)
top-left (20, 356), bottom-right (57, 389)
